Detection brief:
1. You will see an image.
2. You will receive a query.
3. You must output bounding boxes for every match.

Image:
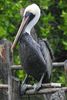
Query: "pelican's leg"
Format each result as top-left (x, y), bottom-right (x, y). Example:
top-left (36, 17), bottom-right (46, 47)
top-left (33, 73), bottom-right (45, 92)
top-left (19, 74), bottom-right (29, 95)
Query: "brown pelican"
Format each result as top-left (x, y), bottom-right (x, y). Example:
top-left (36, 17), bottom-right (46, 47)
top-left (11, 4), bottom-right (53, 95)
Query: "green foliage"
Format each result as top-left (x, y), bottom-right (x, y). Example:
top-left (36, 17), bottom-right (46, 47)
top-left (16, 70), bottom-right (26, 80)
top-left (0, 0), bottom-right (67, 84)
top-left (51, 67), bottom-right (66, 85)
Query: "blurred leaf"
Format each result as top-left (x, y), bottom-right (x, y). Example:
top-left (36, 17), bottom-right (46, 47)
top-left (62, 40), bottom-right (67, 50)
top-left (0, 27), bottom-right (6, 38)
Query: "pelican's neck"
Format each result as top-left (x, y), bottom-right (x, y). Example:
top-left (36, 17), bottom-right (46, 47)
top-left (24, 14), bottom-right (40, 35)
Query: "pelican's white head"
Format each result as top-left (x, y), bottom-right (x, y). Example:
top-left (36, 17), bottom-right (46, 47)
top-left (23, 3), bottom-right (41, 34)
top-left (11, 4), bottom-right (41, 51)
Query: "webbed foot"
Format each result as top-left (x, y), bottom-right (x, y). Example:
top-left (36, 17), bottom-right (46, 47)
top-left (33, 73), bottom-right (45, 92)
top-left (33, 82), bottom-right (42, 92)
top-left (20, 83), bottom-right (28, 95)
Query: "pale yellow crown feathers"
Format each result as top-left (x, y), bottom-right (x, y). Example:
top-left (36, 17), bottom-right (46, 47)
top-left (23, 4), bottom-right (41, 16)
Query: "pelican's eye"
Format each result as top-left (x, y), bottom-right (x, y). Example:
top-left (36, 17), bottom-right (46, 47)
top-left (25, 12), bottom-right (35, 23)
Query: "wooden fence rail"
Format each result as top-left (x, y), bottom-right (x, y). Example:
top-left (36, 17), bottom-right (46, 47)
top-left (0, 39), bottom-right (67, 100)
top-left (10, 62), bottom-right (65, 70)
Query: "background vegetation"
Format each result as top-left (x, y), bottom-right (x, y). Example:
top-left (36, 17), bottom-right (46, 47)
top-left (0, 0), bottom-right (67, 85)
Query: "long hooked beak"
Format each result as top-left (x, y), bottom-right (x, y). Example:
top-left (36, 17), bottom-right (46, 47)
top-left (11, 16), bottom-right (29, 52)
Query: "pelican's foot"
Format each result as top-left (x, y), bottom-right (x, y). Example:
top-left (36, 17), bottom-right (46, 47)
top-left (33, 82), bottom-right (42, 92)
top-left (19, 83), bottom-right (28, 95)
top-left (33, 73), bottom-right (45, 92)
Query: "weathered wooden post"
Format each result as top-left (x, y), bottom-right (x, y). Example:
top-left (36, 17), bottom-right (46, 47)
top-left (0, 39), bottom-right (13, 100)
top-left (11, 74), bottom-right (22, 100)
top-left (0, 39), bottom-right (23, 100)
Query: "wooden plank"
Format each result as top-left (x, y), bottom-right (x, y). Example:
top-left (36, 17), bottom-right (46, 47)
top-left (11, 62), bottom-right (65, 70)
top-left (0, 84), bottom-right (8, 89)
top-left (11, 65), bottom-right (22, 70)
top-left (25, 87), bottom-right (67, 95)
top-left (12, 78), bottom-right (66, 100)
top-left (52, 62), bottom-right (64, 67)
top-left (12, 79), bottom-right (67, 95)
